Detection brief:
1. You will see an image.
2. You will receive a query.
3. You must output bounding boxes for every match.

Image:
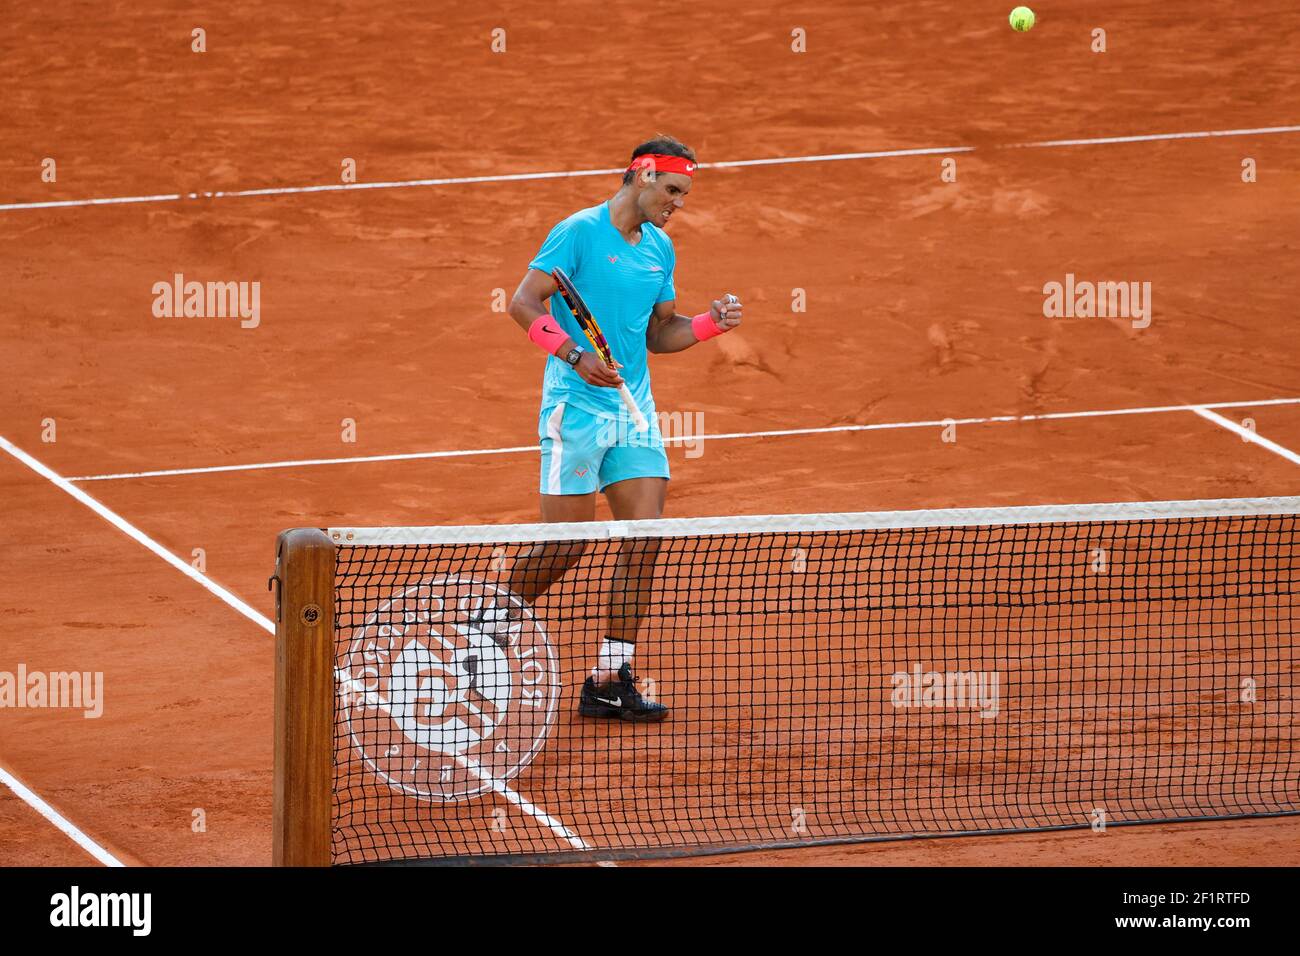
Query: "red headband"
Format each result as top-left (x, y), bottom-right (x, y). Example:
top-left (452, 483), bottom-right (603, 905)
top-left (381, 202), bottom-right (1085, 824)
top-left (628, 153), bottom-right (698, 177)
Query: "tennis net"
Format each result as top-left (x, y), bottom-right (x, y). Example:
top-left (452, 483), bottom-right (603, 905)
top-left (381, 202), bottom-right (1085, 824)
top-left (272, 496), bottom-right (1299, 865)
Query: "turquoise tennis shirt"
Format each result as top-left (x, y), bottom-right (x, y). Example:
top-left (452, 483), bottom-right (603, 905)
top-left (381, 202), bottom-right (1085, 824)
top-left (528, 200), bottom-right (676, 417)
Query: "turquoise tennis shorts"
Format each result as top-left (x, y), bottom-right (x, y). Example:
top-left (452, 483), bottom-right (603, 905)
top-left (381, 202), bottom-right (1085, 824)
top-left (538, 401), bottom-right (669, 495)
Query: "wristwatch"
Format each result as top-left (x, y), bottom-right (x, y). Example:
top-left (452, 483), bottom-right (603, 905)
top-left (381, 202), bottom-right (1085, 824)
top-left (564, 346), bottom-right (585, 367)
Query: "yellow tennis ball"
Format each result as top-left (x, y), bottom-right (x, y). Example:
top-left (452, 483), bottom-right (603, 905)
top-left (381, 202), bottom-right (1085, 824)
top-left (1009, 6), bottom-right (1035, 31)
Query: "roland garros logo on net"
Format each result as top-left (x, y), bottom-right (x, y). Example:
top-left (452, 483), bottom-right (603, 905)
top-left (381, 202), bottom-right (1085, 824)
top-left (337, 577), bottom-right (559, 800)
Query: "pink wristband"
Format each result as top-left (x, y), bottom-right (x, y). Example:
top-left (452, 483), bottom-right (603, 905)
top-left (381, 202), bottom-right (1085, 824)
top-left (527, 314), bottom-right (570, 356)
top-left (691, 311), bottom-right (727, 341)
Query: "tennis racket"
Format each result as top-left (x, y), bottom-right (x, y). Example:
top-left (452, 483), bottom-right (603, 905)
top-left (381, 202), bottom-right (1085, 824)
top-left (550, 267), bottom-right (649, 432)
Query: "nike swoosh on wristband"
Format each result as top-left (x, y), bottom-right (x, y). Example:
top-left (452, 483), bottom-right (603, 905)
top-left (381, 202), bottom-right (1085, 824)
top-left (543, 324), bottom-right (559, 334)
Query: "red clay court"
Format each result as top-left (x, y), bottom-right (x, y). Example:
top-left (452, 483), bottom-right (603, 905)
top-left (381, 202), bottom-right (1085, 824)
top-left (1, 1), bottom-right (1298, 867)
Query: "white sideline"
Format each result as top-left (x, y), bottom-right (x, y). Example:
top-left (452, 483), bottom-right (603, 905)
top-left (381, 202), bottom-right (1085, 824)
top-left (3, 124), bottom-right (1299, 213)
top-left (334, 672), bottom-right (592, 853)
top-left (0, 432), bottom-right (274, 865)
top-left (463, 757), bottom-right (591, 853)
top-left (0, 434), bottom-right (273, 634)
top-left (0, 762), bottom-right (124, 867)
top-left (64, 396), bottom-right (1300, 483)
top-left (67, 444), bottom-right (543, 482)
top-left (1012, 125), bottom-right (1300, 149)
top-left (0, 434), bottom-right (591, 862)
top-left (1191, 407), bottom-right (1300, 466)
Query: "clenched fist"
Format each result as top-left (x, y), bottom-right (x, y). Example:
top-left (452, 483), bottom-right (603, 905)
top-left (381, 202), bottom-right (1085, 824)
top-left (710, 293), bottom-right (743, 332)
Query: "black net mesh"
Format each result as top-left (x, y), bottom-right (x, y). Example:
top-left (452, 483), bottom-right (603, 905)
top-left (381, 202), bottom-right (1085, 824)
top-left (329, 511), bottom-right (1297, 864)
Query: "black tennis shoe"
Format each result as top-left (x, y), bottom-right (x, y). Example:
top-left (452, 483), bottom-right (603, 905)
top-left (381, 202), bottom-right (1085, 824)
top-left (579, 663), bottom-right (668, 722)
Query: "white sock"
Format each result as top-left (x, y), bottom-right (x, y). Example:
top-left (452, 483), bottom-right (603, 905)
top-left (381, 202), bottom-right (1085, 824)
top-left (591, 638), bottom-right (634, 682)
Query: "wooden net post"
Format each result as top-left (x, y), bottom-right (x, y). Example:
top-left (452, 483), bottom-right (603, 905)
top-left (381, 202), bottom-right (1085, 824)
top-left (271, 528), bottom-right (335, 866)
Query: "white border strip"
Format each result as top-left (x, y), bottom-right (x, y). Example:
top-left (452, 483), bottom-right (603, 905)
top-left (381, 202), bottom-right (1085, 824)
top-left (463, 757), bottom-right (591, 852)
top-left (329, 495), bottom-right (1300, 546)
top-left (64, 397), bottom-right (1300, 483)
top-left (0, 762), bottom-right (124, 867)
top-left (0, 433), bottom-right (591, 859)
top-left (4, 124), bottom-right (1298, 213)
top-left (0, 434), bottom-right (274, 633)
top-left (1012, 125), bottom-right (1300, 149)
top-left (67, 445), bottom-right (542, 482)
top-left (335, 670), bottom-right (589, 852)
top-left (1192, 407), bottom-right (1300, 466)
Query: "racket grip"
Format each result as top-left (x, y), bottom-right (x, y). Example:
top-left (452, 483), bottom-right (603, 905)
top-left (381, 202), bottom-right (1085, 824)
top-left (618, 384), bottom-right (649, 432)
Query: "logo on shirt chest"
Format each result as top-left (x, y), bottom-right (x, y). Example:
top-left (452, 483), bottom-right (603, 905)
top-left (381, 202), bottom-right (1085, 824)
top-left (605, 255), bottom-right (663, 276)
top-left (597, 249), bottom-right (669, 311)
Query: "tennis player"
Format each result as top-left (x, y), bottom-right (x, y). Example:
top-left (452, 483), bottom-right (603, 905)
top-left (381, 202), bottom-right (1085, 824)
top-left (495, 134), bottom-right (742, 722)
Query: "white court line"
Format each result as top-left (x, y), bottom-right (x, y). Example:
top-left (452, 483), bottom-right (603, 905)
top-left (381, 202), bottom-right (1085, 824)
top-left (0, 432), bottom-right (272, 859)
top-left (0, 762), bottom-right (124, 867)
top-left (336, 672), bottom-right (592, 853)
top-left (0, 432), bottom-right (592, 858)
top-left (462, 757), bottom-right (592, 853)
top-left (1014, 125), bottom-right (1300, 149)
top-left (703, 145), bottom-right (971, 169)
top-left (65, 396), bottom-right (1300, 483)
top-left (1191, 407), bottom-right (1300, 466)
top-left (0, 192), bottom-right (184, 211)
top-left (3, 124), bottom-right (1298, 212)
top-left (0, 435), bottom-right (272, 632)
top-left (69, 444), bottom-right (543, 482)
